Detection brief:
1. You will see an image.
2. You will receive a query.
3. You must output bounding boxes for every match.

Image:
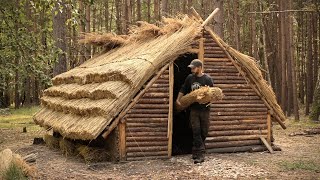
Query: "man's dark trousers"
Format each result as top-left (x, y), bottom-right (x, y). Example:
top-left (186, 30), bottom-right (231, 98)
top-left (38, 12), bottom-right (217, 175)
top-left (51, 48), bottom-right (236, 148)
top-left (190, 108), bottom-right (210, 157)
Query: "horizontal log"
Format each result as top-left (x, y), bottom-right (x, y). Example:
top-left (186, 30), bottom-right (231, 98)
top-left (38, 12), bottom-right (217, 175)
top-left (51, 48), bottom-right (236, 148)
top-left (206, 145), bottom-right (273, 153)
top-left (126, 127), bottom-right (168, 132)
top-left (126, 122), bottom-right (167, 128)
top-left (137, 98), bottom-right (169, 104)
top-left (128, 109), bottom-right (169, 114)
top-left (126, 136), bottom-right (168, 142)
top-left (221, 88), bottom-right (256, 92)
top-left (210, 108), bottom-right (267, 112)
top-left (204, 54), bottom-right (227, 58)
top-left (208, 129), bottom-right (268, 136)
top-left (143, 93), bottom-right (169, 98)
top-left (214, 84), bottom-right (252, 89)
top-left (126, 155), bottom-right (168, 161)
top-left (209, 124), bottom-right (267, 131)
top-left (208, 73), bottom-right (242, 77)
top-left (155, 79), bottom-right (169, 83)
top-left (151, 84), bottom-right (169, 88)
top-left (222, 92), bottom-right (258, 96)
top-left (204, 65), bottom-right (237, 69)
top-left (210, 119), bottom-right (267, 125)
top-left (250, 145), bottom-right (282, 152)
top-left (204, 50), bottom-right (225, 54)
top-left (209, 115), bottom-right (267, 120)
top-left (208, 76), bottom-right (245, 80)
top-left (204, 46), bottom-right (222, 50)
top-left (204, 58), bottom-right (230, 62)
top-left (132, 104), bottom-right (169, 109)
top-left (213, 80), bottom-right (248, 84)
top-left (210, 104), bottom-right (267, 108)
top-left (211, 100), bottom-right (265, 104)
top-left (206, 69), bottom-right (238, 73)
top-left (206, 135), bottom-right (267, 142)
top-left (205, 140), bottom-right (261, 149)
top-left (220, 96), bottom-right (261, 100)
top-left (127, 151), bottom-right (168, 158)
top-left (204, 43), bottom-right (220, 47)
top-left (127, 146), bottom-right (168, 153)
top-left (126, 131), bottom-right (167, 139)
top-left (148, 88), bottom-right (169, 93)
top-left (159, 74), bottom-right (169, 79)
top-left (126, 140), bottom-right (168, 147)
top-left (125, 118), bottom-right (168, 123)
top-left (210, 111), bottom-right (267, 115)
top-left (126, 114), bottom-right (168, 118)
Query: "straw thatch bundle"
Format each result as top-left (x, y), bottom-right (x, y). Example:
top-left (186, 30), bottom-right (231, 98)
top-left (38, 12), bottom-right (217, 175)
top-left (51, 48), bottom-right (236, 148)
top-left (79, 15), bottom-right (196, 51)
top-left (33, 15), bottom-right (202, 140)
top-left (77, 145), bottom-right (111, 163)
top-left (79, 32), bottom-right (127, 51)
top-left (176, 86), bottom-right (224, 112)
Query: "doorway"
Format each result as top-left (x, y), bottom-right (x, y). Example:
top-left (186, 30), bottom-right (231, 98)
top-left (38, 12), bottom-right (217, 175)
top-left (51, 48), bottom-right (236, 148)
top-left (172, 53), bottom-right (198, 155)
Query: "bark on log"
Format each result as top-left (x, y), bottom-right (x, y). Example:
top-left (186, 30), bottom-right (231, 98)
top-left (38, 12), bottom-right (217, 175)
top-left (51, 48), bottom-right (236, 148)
top-left (206, 135), bottom-right (267, 142)
top-left (132, 104), bottom-right (169, 109)
top-left (127, 146), bottom-right (168, 153)
top-left (128, 109), bottom-right (169, 114)
top-left (126, 122), bottom-right (167, 128)
top-left (127, 151), bottom-right (168, 157)
top-left (126, 155), bottom-right (168, 161)
top-left (126, 114), bottom-right (168, 118)
top-left (125, 118), bottom-right (168, 123)
top-left (143, 93), bottom-right (169, 98)
top-left (209, 115), bottom-right (267, 120)
top-left (205, 140), bottom-right (261, 148)
top-left (209, 124), bottom-right (267, 131)
top-left (126, 127), bottom-right (167, 132)
top-left (126, 131), bottom-right (168, 138)
top-left (137, 98), bottom-right (169, 104)
top-left (208, 129), bottom-right (268, 136)
top-left (126, 136), bottom-right (168, 142)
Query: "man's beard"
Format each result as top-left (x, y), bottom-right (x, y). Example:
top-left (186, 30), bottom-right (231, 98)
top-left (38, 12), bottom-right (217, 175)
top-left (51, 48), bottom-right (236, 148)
top-left (192, 71), bottom-right (199, 76)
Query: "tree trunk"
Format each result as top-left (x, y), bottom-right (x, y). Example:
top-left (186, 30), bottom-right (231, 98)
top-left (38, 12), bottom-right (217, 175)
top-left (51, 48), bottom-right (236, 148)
top-left (310, 69), bottom-right (320, 121)
top-left (53, 0), bottom-right (67, 76)
top-left (213, 0), bottom-right (224, 38)
top-left (137, 0), bottom-right (141, 21)
top-left (306, 12), bottom-right (314, 115)
top-left (279, 0), bottom-right (287, 114)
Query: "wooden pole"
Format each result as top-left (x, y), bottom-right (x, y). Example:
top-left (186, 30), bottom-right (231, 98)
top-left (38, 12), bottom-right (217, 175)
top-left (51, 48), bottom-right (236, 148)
top-left (167, 62), bottom-right (173, 157)
top-left (118, 121), bottom-right (126, 161)
top-left (198, 38), bottom-right (205, 61)
top-left (201, 8), bottom-right (220, 27)
top-left (260, 137), bottom-right (274, 153)
top-left (102, 64), bottom-right (170, 139)
top-left (267, 111), bottom-right (272, 144)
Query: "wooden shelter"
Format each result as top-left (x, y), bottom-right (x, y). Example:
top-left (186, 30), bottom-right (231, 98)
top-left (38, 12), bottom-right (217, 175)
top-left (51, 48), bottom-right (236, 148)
top-left (33, 11), bottom-right (286, 161)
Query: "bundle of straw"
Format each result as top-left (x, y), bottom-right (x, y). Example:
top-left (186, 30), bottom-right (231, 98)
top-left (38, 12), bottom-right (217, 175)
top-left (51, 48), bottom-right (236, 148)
top-left (176, 86), bottom-right (223, 111)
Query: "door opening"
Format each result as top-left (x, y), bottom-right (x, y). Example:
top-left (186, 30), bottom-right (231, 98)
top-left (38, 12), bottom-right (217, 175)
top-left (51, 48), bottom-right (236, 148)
top-left (172, 53), bottom-right (198, 155)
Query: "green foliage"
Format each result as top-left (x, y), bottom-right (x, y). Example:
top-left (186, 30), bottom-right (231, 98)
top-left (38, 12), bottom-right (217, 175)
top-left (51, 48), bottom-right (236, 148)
top-left (2, 162), bottom-right (27, 180)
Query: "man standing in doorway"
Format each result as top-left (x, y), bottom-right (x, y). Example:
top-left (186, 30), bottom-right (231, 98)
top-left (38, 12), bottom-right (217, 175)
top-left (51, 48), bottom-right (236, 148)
top-left (176, 59), bottom-right (214, 164)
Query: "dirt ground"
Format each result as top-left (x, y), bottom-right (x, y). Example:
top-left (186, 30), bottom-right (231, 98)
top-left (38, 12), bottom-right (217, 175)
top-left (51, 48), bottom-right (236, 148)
top-left (0, 110), bottom-right (320, 179)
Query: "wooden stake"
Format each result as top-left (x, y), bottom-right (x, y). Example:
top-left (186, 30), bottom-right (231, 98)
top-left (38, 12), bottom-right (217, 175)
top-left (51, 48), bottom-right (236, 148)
top-left (198, 38), bottom-right (205, 62)
top-left (201, 8), bottom-right (220, 27)
top-left (118, 121), bottom-right (126, 161)
top-left (267, 111), bottom-right (272, 144)
top-left (260, 137), bottom-right (274, 153)
top-left (167, 62), bottom-right (174, 157)
top-left (102, 64), bottom-right (170, 139)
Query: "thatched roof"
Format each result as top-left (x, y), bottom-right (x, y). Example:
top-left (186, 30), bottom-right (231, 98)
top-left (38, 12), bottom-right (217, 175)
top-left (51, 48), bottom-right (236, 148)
top-left (33, 14), bottom-right (287, 141)
top-left (33, 16), bottom-right (201, 140)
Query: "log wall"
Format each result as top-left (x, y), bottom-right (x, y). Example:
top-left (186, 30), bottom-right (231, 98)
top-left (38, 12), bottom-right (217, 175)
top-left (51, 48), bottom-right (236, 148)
top-left (202, 30), bottom-right (270, 153)
top-left (124, 68), bottom-right (170, 161)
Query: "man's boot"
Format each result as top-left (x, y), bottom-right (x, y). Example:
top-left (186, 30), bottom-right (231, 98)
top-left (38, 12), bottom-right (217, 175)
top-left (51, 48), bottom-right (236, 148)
top-left (194, 152), bottom-right (205, 164)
